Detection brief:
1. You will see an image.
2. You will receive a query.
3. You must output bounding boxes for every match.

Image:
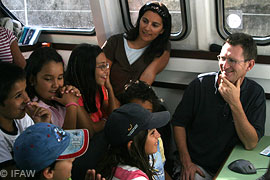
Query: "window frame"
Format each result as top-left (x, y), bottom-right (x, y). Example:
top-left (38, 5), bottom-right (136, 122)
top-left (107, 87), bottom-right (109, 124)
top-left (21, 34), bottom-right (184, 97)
top-left (0, 1), bottom-right (96, 36)
top-left (216, 0), bottom-right (270, 45)
top-left (119, 0), bottom-right (191, 40)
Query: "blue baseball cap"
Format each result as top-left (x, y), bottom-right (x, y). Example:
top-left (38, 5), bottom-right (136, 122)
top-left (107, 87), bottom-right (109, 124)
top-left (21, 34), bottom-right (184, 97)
top-left (13, 123), bottom-right (89, 172)
top-left (105, 103), bottom-right (170, 146)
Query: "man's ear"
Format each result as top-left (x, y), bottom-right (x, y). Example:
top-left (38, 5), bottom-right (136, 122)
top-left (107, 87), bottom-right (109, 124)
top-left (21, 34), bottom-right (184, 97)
top-left (127, 140), bottom-right (133, 150)
top-left (247, 59), bottom-right (255, 71)
top-left (43, 167), bottom-right (54, 179)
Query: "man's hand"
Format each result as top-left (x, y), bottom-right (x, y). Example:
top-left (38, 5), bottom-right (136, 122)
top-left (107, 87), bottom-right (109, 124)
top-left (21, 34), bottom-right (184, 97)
top-left (181, 162), bottom-right (205, 180)
top-left (25, 102), bottom-right (51, 123)
top-left (218, 76), bottom-right (241, 106)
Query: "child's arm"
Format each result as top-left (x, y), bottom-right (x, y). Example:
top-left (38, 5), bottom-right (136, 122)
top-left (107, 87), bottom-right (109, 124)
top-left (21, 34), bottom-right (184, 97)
top-left (103, 74), bottom-right (120, 115)
top-left (10, 40), bottom-right (26, 69)
top-left (25, 102), bottom-right (51, 123)
top-left (76, 106), bottom-right (95, 138)
top-left (52, 85), bottom-right (80, 129)
top-left (90, 120), bottom-right (106, 133)
top-left (76, 96), bottom-right (105, 134)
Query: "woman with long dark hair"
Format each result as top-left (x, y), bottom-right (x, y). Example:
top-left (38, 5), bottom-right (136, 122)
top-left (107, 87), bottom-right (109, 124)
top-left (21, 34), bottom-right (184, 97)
top-left (103, 1), bottom-right (172, 97)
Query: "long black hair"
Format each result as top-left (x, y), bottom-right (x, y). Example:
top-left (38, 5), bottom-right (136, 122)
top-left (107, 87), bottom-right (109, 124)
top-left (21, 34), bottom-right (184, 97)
top-left (97, 130), bottom-right (156, 180)
top-left (65, 43), bottom-right (104, 113)
top-left (125, 2), bottom-right (171, 63)
top-left (25, 47), bottom-right (64, 100)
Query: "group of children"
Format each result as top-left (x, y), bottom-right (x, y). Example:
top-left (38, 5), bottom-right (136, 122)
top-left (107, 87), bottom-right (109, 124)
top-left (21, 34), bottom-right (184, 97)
top-left (0, 1), bottom-right (177, 179)
top-left (0, 47), bottom-right (172, 180)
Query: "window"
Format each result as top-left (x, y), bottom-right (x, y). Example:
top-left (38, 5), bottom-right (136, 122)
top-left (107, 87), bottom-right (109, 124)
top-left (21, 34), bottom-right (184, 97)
top-left (217, 0), bottom-right (270, 44)
top-left (1, 0), bottom-right (95, 33)
top-left (121, 0), bottom-right (191, 40)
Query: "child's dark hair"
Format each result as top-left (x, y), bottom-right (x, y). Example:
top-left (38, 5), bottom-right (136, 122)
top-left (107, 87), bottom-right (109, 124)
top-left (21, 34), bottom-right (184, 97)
top-left (25, 47), bottom-right (64, 100)
top-left (65, 43), bottom-right (104, 113)
top-left (125, 2), bottom-right (171, 63)
top-left (121, 80), bottom-right (161, 112)
top-left (97, 130), bottom-right (156, 180)
top-left (0, 62), bottom-right (25, 105)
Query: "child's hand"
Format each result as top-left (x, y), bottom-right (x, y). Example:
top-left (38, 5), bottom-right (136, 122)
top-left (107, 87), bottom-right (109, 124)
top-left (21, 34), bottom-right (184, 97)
top-left (104, 72), bottom-right (112, 90)
top-left (60, 85), bottom-right (81, 97)
top-left (52, 85), bottom-right (80, 106)
top-left (85, 169), bottom-right (106, 180)
top-left (52, 92), bottom-right (79, 106)
top-left (25, 102), bottom-right (51, 123)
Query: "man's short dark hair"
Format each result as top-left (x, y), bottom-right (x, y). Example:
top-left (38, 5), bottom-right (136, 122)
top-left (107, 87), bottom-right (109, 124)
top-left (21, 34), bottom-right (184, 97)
top-left (0, 62), bottom-right (26, 105)
top-left (226, 33), bottom-right (257, 62)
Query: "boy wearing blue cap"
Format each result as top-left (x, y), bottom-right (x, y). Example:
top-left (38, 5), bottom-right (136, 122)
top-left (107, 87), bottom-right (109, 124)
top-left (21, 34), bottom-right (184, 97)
top-left (14, 122), bottom-right (90, 179)
top-left (0, 63), bottom-right (51, 177)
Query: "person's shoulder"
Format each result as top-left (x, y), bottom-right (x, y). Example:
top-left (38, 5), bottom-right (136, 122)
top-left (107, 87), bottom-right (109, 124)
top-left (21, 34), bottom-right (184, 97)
top-left (15, 114), bottom-right (34, 128)
top-left (108, 33), bottom-right (124, 41)
top-left (115, 165), bottom-right (149, 180)
top-left (185, 72), bottom-right (217, 89)
top-left (198, 72), bottom-right (217, 79)
top-left (0, 26), bottom-right (13, 35)
top-left (103, 33), bottom-right (124, 49)
top-left (192, 72), bottom-right (217, 83)
top-left (165, 40), bottom-right (171, 51)
top-left (117, 164), bottom-right (141, 171)
top-left (35, 98), bottom-right (50, 109)
top-left (0, 26), bottom-right (7, 32)
top-left (16, 113), bottom-right (32, 121)
top-left (0, 129), bottom-right (5, 139)
top-left (244, 77), bottom-right (265, 93)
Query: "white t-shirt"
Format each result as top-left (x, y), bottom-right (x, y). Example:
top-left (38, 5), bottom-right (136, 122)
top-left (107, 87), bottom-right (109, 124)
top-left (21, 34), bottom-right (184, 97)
top-left (123, 37), bottom-right (148, 65)
top-left (0, 114), bottom-right (34, 163)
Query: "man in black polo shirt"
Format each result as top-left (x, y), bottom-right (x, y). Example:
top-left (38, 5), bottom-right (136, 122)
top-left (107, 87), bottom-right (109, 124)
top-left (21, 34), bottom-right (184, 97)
top-left (172, 33), bottom-right (266, 180)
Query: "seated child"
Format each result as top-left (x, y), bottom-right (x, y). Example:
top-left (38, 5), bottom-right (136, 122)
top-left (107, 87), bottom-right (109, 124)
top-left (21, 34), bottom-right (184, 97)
top-left (13, 122), bottom-right (89, 179)
top-left (121, 80), bottom-right (171, 180)
top-left (25, 47), bottom-right (93, 134)
top-left (0, 62), bottom-right (51, 176)
top-left (65, 44), bottom-right (119, 132)
top-left (97, 103), bottom-right (170, 180)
